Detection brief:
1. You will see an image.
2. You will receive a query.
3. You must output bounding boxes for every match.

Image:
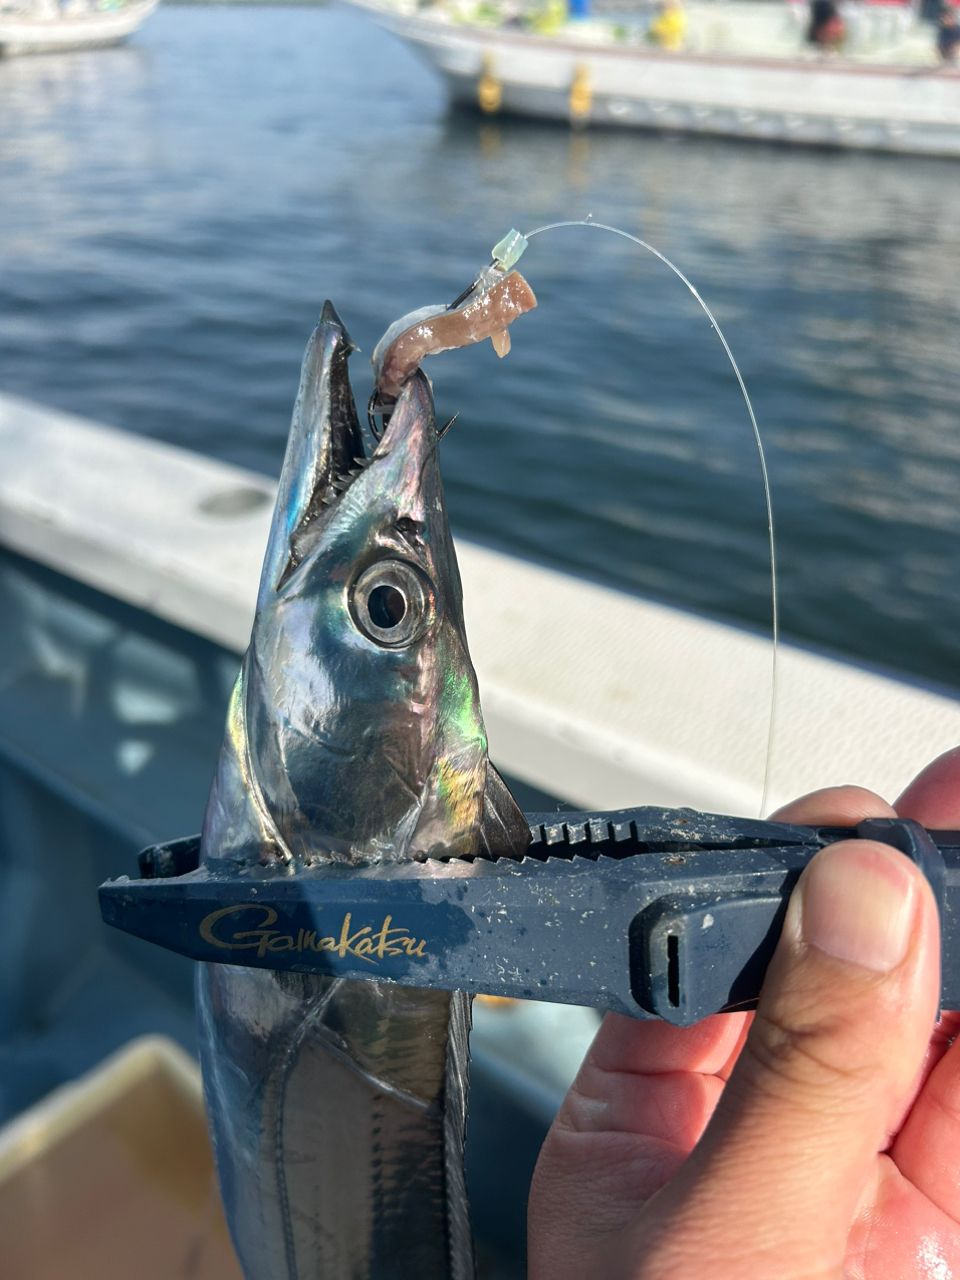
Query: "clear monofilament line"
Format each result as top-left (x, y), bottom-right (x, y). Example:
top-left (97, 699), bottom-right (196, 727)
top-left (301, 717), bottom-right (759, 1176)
top-left (524, 219), bottom-right (779, 817)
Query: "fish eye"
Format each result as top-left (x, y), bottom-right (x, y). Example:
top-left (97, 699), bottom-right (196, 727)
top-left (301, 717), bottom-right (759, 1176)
top-left (350, 560), bottom-right (433, 648)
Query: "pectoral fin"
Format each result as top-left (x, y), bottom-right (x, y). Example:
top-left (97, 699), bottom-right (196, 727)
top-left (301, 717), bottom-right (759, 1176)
top-left (478, 763), bottom-right (530, 861)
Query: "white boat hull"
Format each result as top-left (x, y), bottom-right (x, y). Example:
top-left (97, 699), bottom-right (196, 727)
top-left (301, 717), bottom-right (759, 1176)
top-left (356, 2), bottom-right (960, 156)
top-left (0, 0), bottom-right (157, 55)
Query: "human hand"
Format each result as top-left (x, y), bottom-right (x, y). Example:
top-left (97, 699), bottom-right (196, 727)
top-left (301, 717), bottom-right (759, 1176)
top-left (528, 748), bottom-right (960, 1279)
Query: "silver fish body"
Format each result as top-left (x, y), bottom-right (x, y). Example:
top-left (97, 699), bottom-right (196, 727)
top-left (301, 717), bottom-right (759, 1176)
top-left (197, 304), bottom-right (527, 1279)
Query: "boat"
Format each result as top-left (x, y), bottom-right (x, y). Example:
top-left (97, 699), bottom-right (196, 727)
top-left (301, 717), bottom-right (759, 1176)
top-left (349, 0), bottom-right (960, 155)
top-left (2, 391), bottom-right (959, 1272)
top-left (0, 0), bottom-right (157, 57)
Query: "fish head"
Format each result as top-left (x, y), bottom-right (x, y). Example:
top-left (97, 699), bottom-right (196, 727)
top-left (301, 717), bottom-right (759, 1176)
top-left (202, 303), bottom-right (527, 868)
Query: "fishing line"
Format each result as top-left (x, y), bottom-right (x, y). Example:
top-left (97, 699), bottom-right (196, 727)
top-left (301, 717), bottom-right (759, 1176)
top-left (522, 219), bottom-right (779, 817)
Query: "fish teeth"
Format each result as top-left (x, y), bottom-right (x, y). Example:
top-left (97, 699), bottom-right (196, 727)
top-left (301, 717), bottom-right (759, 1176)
top-left (330, 464), bottom-right (365, 492)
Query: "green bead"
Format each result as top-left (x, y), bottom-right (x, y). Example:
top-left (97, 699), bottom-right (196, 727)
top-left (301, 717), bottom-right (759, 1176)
top-left (491, 229), bottom-right (528, 270)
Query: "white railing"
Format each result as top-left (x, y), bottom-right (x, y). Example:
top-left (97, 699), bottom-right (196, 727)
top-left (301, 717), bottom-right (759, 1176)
top-left (1, 389), bottom-right (958, 816)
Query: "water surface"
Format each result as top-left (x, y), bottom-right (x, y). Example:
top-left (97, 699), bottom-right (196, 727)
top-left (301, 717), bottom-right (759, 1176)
top-left (1, 4), bottom-right (959, 693)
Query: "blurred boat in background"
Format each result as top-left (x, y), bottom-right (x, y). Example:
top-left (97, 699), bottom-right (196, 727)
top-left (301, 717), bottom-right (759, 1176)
top-left (0, 0), bottom-right (157, 56)
top-left (351, 0), bottom-right (960, 154)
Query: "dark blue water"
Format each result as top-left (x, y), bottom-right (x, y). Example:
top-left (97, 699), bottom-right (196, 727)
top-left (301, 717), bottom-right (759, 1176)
top-left (1, 4), bottom-right (959, 689)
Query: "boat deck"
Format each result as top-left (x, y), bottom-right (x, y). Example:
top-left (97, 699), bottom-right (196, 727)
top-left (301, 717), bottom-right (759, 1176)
top-left (368, 0), bottom-right (938, 67)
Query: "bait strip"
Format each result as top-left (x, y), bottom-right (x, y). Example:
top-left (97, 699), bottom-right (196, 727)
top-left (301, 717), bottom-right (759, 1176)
top-left (373, 270), bottom-right (537, 402)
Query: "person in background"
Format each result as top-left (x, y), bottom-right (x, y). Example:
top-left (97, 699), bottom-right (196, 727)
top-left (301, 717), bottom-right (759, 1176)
top-left (807, 0), bottom-right (846, 49)
top-left (647, 0), bottom-right (687, 51)
top-left (938, 6), bottom-right (960, 63)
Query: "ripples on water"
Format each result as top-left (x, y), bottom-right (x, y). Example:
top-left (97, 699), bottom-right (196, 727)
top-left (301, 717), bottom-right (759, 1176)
top-left (1, 4), bottom-right (958, 692)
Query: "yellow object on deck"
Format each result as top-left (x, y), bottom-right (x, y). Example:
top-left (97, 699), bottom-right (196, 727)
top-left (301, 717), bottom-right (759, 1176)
top-left (648, 0), bottom-right (687, 50)
top-left (526, 0), bottom-right (566, 35)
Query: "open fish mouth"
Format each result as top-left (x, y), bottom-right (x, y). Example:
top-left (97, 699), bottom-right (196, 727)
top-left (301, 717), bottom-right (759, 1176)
top-left (203, 299), bottom-right (531, 874)
top-left (274, 252), bottom-right (538, 581)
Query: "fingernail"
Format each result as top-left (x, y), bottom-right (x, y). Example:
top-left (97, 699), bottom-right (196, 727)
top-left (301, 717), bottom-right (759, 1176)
top-left (800, 843), bottom-right (916, 972)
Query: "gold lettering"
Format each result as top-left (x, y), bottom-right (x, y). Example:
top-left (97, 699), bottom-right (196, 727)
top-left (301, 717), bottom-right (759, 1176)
top-left (266, 934), bottom-right (295, 953)
top-left (197, 904), bottom-right (430, 965)
top-left (200, 903), bottom-right (279, 949)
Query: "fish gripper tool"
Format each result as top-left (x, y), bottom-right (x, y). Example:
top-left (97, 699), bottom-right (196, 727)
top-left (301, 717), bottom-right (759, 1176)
top-left (99, 808), bottom-right (960, 1027)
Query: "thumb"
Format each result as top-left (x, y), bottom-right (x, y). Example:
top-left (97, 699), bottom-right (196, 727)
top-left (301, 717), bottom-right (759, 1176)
top-left (638, 840), bottom-right (940, 1279)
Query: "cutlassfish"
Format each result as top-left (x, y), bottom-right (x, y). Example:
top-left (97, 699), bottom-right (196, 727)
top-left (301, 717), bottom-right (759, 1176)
top-left (198, 272), bottom-right (536, 1278)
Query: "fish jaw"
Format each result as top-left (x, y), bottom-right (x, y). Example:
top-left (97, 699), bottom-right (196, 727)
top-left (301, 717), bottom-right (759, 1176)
top-left (259, 301), bottom-right (365, 609)
top-left (251, 371), bottom-right (490, 865)
top-left (202, 312), bottom-right (494, 870)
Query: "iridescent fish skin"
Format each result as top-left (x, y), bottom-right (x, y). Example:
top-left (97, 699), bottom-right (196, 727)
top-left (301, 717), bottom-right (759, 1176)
top-left (197, 303), bottom-right (528, 1279)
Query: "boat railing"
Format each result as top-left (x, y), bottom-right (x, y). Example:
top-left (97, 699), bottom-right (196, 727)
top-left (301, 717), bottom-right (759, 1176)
top-left (405, 0), bottom-right (923, 60)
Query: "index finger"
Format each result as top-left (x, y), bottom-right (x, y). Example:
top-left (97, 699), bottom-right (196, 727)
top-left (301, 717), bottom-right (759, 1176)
top-left (769, 783), bottom-right (896, 826)
top-left (896, 746), bottom-right (960, 828)
top-left (886, 746), bottom-right (960, 1220)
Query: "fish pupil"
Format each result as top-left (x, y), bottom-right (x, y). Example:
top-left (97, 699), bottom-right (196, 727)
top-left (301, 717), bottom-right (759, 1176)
top-left (368, 584), bottom-right (407, 629)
